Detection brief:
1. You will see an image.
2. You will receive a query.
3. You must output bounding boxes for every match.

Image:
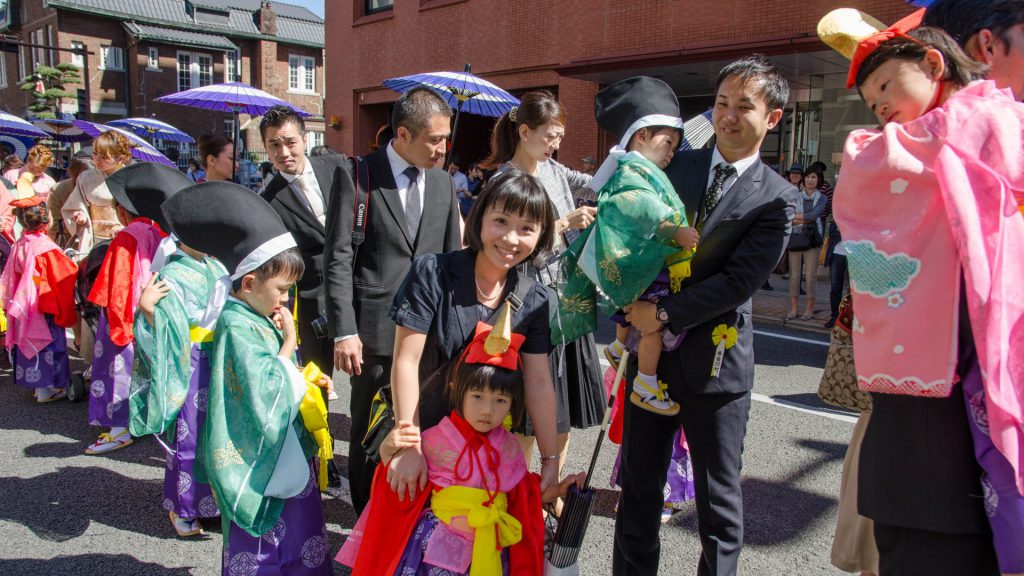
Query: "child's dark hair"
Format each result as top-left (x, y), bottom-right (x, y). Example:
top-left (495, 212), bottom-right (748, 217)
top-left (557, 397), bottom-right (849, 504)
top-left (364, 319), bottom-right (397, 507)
top-left (482, 90), bottom-right (565, 169)
top-left (855, 26), bottom-right (989, 90)
top-left (626, 126), bottom-right (682, 151)
top-left (15, 204), bottom-right (48, 232)
top-left (231, 247), bottom-right (305, 292)
top-left (447, 361), bottom-right (525, 428)
top-left (464, 169), bottom-right (555, 266)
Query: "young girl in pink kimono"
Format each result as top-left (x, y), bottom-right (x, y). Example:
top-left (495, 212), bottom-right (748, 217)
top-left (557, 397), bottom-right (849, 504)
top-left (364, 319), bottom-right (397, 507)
top-left (820, 8), bottom-right (1024, 573)
top-left (0, 195), bottom-right (78, 402)
top-left (338, 321), bottom-right (582, 575)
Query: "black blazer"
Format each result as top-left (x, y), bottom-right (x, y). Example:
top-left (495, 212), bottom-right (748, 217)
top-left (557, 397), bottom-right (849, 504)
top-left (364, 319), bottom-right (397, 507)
top-left (322, 146), bottom-right (462, 356)
top-left (658, 148), bottom-right (798, 395)
top-left (260, 154), bottom-right (350, 315)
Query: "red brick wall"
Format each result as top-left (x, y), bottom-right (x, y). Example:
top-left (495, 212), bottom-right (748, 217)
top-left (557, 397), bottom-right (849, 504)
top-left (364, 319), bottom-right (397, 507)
top-left (326, 0), bottom-right (914, 160)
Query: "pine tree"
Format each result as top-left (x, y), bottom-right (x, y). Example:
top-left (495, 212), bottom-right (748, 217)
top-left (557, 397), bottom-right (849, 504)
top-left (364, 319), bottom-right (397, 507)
top-left (20, 63), bottom-right (82, 119)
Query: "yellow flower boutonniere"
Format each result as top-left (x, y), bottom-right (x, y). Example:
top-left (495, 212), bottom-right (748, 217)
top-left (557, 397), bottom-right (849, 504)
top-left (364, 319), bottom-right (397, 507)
top-left (710, 324), bottom-right (739, 378)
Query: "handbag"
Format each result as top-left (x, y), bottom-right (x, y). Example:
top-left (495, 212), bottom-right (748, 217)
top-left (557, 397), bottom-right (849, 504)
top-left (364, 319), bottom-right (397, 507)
top-left (361, 274), bottom-right (535, 464)
top-left (817, 294), bottom-right (871, 412)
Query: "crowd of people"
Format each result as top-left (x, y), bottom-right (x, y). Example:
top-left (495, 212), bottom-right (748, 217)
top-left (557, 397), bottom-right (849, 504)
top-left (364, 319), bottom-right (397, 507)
top-left (0, 0), bottom-right (1020, 574)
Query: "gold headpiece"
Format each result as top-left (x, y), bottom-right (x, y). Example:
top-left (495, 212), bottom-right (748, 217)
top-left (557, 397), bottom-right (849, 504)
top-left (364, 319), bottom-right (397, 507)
top-left (484, 301), bottom-right (513, 355)
top-left (817, 8), bottom-right (887, 60)
top-left (508, 106), bottom-right (519, 123)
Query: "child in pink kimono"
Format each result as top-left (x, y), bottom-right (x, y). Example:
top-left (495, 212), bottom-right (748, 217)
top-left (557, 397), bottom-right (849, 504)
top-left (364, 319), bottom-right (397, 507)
top-left (338, 321), bottom-right (582, 575)
top-left (820, 9), bottom-right (1024, 572)
top-left (0, 195), bottom-right (78, 402)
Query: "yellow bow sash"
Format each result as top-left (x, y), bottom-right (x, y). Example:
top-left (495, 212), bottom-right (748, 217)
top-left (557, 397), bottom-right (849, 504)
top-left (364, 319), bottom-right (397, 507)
top-left (189, 326), bottom-right (214, 343)
top-left (430, 485), bottom-right (522, 576)
top-left (666, 248), bottom-right (694, 294)
top-left (299, 362), bottom-right (333, 491)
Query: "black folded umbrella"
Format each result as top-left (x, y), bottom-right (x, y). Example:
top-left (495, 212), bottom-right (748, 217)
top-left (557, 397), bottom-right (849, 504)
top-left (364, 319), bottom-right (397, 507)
top-left (547, 351), bottom-right (630, 571)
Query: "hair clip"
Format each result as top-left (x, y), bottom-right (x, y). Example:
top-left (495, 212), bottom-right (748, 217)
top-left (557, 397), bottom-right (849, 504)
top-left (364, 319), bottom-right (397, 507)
top-left (508, 106), bottom-right (518, 123)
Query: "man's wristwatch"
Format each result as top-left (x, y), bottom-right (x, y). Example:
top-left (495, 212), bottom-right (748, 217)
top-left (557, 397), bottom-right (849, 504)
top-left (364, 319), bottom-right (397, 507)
top-left (655, 305), bottom-right (670, 326)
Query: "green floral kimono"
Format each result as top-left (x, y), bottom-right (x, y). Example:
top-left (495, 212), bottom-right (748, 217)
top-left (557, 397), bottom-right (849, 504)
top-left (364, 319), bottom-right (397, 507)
top-left (199, 298), bottom-right (315, 538)
top-left (128, 253), bottom-right (227, 438)
top-left (554, 153), bottom-right (692, 344)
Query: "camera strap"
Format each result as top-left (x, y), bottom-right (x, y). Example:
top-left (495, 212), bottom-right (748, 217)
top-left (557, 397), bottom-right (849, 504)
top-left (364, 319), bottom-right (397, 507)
top-left (350, 156), bottom-right (372, 263)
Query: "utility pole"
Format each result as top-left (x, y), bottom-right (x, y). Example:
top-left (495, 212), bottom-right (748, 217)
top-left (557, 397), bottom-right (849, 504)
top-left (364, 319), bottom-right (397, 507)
top-left (0, 36), bottom-right (93, 120)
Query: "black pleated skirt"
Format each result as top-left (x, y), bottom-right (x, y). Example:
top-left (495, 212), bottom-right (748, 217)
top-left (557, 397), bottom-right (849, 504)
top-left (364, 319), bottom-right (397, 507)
top-left (517, 333), bottom-right (606, 435)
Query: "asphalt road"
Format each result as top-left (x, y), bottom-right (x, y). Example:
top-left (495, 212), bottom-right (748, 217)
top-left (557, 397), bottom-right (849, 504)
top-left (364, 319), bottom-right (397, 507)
top-left (0, 321), bottom-right (855, 575)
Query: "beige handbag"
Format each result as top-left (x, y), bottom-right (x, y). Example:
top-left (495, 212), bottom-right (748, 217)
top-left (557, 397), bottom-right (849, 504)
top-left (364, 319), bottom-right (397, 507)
top-left (817, 294), bottom-right (872, 412)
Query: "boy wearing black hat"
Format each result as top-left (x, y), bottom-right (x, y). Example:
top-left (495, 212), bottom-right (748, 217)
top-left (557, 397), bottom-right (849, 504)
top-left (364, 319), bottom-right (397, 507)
top-left (163, 182), bottom-right (331, 575)
top-left (559, 76), bottom-right (696, 417)
top-left (84, 163), bottom-right (192, 455)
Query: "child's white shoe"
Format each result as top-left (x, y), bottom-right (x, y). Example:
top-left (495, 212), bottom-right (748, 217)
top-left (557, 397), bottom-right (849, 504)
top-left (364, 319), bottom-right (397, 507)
top-left (603, 340), bottom-right (625, 367)
top-left (629, 373), bottom-right (680, 416)
top-left (36, 387), bottom-right (67, 403)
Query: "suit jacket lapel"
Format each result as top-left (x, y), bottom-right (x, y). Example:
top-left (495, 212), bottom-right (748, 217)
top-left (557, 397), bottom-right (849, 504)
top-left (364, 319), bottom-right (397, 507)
top-left (267, 172), bottom-right (324, 233)
top-left (367, 149), bottom-right (414, 249)
top-left (701, 160), bottom-right (764, 237)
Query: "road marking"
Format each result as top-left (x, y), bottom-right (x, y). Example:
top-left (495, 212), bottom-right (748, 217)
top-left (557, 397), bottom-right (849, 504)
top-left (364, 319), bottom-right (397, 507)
top-left (598, 357), bottom-right (856, 424)
top-left (753, 329), bottom-right (830, 347)
top-left (751, 393), bottom-right (857, 424)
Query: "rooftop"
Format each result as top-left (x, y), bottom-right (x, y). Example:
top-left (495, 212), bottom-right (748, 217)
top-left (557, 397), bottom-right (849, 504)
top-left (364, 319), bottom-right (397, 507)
top-left (45, 0), bottom-right (323, 47)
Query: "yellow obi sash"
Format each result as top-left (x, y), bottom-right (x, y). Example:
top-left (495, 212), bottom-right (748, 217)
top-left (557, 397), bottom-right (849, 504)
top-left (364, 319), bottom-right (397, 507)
top-left (299, 362), bottom-right (333, 490)
top-left (666, 248), bottom-right (694, 293)
top-left (189, 325), bottom-right (214, 343)
top-left (430, 485), bottom-right (522, 576)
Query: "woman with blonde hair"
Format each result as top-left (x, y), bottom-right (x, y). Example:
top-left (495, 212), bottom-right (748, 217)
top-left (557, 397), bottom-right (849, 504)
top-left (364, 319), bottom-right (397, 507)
top-left (3, 145), bottom-right (58, 198)
top-left (62, 130), bottom-right (132, 255)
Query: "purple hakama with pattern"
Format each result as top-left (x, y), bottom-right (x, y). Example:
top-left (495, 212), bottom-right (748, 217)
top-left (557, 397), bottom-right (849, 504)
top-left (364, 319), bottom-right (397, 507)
top-left (13, 317), bottom-right (69, 389)
top-left (222, 462), bottom-right (331, 576)
top-left (88, 313), bottom-right (134, 427)
top-left (161, 346), bottom-right (218, 520)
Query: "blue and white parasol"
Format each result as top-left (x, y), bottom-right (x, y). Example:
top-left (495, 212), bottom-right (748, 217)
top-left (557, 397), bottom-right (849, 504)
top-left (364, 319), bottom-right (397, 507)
top-left (72, 120), bottom-right (176, 167)
top-left (0, 111), bottom-right (48, 139)
top-left (108, 117), bottom-right (194, 143)
top-left (384, 64), bottom-right (520, 167)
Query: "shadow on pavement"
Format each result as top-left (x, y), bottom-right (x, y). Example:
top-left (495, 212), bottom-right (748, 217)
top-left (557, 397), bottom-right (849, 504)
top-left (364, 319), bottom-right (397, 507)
top-left (0, 554), bottom-right (194, 575)
top-left (0, 466), bottom-right (179, 542)
top-left (770, 392), bottom-right (857, 416)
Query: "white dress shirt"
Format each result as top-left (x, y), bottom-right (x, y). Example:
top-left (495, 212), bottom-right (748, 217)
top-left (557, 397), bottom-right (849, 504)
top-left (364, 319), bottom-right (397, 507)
top-left (705, 147), bottom-right (760, 197)
top-left (386, 141), bottom-right (426, 211)
top-left (281, 159), bottom-right (326, 226)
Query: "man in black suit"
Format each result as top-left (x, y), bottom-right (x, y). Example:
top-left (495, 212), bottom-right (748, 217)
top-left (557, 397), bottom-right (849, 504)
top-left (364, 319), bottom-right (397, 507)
top-left (259, 106), bottom-right (349, 485)
top-left (616, 55), bottom-right (798, 576)
top-left (322, 87), bottom-right (462, 513)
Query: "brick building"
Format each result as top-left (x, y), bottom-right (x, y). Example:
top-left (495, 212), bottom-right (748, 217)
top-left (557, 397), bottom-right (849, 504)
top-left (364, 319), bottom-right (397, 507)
top-left (0, 0), bottom-right (325, 164)
top-left (325, 0), bottom-right (916, 174)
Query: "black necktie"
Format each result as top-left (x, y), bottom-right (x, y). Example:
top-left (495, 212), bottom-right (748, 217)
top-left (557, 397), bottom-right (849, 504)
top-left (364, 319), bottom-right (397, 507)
top-left (402, 166), bottom-right (421, 239)
top-left (701, 163), bottom-right (737, 228)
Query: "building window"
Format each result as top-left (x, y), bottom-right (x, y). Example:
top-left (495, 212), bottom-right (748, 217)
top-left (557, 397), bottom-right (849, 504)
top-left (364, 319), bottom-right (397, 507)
top-left (225, 50), bottom-right (240, 82)
top-left (224, 118), bottom-right (235, 140)
top-left (71, 41), bottom-right (84, 68)
top-left (288, 54), bottom-right (315, 93)
top-left (99, 46), bottom-right (124, 71)
top-left (47, 25), bottom-right (56, 67)
top-left (306, 131), bottom-right (324, 154)
top-left (366, 0), bottom-right (394, 13)
top-left (0, 55), bottom-right (7, 89)
top-left (177, 51), bottom-right (213, 92)
top-left (147, 47), bottom-right (159, 70)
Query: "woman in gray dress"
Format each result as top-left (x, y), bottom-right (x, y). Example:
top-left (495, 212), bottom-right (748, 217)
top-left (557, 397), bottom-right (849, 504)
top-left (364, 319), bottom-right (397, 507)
top-left (483, 90), bottom-right (605, 481)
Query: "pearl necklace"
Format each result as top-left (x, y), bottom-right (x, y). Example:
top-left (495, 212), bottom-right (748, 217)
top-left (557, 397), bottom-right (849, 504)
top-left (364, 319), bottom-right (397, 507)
top-left (475, 275), bottom-right (506, 300)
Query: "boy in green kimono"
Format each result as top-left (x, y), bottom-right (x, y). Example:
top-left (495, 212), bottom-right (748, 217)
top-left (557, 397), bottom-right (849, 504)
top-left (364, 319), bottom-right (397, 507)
top-left (558, 76), bottom-right (696, 416)
top-left (129, 241), bottom-right (228, 537)
top-left (161, 181), bottom-right (332, 575)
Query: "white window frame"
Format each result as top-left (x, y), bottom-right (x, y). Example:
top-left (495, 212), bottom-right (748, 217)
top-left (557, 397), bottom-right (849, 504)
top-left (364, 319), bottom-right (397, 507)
top-left (70, 41), bottom-right (84, 68)
top-left (288, 54), bottom-right (316, 94)
top-left (224, 118), bottom-right (235, 140)
top-left (176, 50), bottom-right (213, 92)
top-left (99, 45), bottom-right (124, 71)
top-left (225, 49), bottom-right (240, 82)
top-left (0, 55), bottom-right (7, 89)
top-left (47, 25), bottom-right (56, 67)
top-left (306, 131), bottom-right (324, 154)
top-left (147, 47), bottom-right (159, 71)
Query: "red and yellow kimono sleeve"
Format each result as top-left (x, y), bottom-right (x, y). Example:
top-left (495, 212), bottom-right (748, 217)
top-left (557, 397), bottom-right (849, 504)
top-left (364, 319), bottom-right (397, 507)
top-left (87, 232), bottom-right (139, 346)
top-left (35, 249), bottom-right (79, 328)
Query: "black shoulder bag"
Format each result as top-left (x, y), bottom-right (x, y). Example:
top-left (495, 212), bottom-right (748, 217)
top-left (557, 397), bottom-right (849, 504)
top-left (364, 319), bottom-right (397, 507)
top-left (362, 274), bottom-right (535, 464)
